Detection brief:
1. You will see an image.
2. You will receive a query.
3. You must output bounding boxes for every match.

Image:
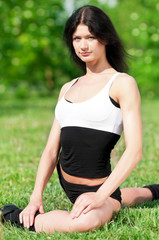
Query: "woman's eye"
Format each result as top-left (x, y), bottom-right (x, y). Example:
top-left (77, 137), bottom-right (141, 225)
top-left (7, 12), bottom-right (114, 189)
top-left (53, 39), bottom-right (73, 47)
top-left (73, 37), bottom-right (80, 41)
top-left (88, 36), bottom-right (96, 40)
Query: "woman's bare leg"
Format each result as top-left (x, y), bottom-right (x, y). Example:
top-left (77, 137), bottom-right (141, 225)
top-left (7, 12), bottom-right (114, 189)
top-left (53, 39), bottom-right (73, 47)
top-left (34, 197), bottom-right (121, 234)
top-left (121, 187), bottom-right (153, 207)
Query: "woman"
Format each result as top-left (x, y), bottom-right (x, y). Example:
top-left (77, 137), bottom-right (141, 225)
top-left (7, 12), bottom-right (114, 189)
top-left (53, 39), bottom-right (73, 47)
top-left (1, 5), bottom-right (159, 234)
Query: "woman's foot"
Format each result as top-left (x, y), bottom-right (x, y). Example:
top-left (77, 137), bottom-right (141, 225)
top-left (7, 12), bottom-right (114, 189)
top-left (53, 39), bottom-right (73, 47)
top-left (0, 203), bottom-right (39, 231)
top-left (143, 184), bottom-right (159, 201)
top-left (0, 204), bottom-right (23, 227)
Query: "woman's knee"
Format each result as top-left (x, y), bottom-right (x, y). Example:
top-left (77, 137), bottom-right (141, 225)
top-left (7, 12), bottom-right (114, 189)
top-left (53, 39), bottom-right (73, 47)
top-left (70, 199), bottom-right (119, 232)
top-left (70, 212), bottom-right (102, 232)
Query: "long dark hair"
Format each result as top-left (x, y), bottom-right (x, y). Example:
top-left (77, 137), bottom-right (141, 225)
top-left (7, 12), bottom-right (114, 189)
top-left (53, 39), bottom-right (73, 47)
top-left (63, 5), bottom-right (128, 73)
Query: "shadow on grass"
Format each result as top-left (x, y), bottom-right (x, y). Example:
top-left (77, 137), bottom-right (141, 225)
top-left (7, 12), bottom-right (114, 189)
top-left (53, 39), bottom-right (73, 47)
top-left (131, 200), bottom-right (159, 209)
top-left (121, 200), bottom-right (159, 210)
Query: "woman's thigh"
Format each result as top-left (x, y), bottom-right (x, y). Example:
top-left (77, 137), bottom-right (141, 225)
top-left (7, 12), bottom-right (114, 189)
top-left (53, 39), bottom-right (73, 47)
top-left (35, 197), bottom-right (121, 233)
top-left (70, 197), bottom-right (121, 232)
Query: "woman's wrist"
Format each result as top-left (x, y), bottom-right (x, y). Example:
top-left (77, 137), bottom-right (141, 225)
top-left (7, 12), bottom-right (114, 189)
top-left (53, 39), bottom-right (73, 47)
top-left (30, 190), bottom-right (43, 203)
top-left (96, 189), bottom-right (108, 202)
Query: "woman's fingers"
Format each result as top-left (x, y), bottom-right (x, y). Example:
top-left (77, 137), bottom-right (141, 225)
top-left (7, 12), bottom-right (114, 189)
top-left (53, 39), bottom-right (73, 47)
top-left (71, 196), bottom-right (91, 219)
top-left (29, 213), bottom-right (35, 227)
top-left (71, 197), bottom-right (82, 212)
top-left (25, 214), bottom-right (30, 228)
top-left (39, 204), bottom-right (44, 214)
top-left (19, 211), bottom-right (31, 228)
top-left (19, 205), bottom-right (38, 228)
top-left (71, 192), bottom-right (103, 219)
top-left (83, 203), bottom-right (94, 214)
top-left (19, 211), bottom-right (23, 224)
top-left (73, 202), bottom-right (90, 218)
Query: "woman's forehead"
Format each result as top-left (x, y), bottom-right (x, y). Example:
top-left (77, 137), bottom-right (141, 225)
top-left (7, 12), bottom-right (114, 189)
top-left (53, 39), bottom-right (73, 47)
top-left (73, 24), bottom-right (91, 36)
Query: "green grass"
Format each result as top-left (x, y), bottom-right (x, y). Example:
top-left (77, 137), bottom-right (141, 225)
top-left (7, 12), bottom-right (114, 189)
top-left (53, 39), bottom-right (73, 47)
top-left (0, 96), bottom-right (159, 240)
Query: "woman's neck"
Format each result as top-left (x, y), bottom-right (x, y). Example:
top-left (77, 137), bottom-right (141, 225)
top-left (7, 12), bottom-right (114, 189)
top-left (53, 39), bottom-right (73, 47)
top-left (86, 67), bottom-right (114, 76)
top-left (85, 59), bottom-right (113, 76)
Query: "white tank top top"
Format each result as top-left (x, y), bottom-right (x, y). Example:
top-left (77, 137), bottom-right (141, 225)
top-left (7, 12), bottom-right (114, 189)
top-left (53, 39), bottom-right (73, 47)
top-left (55, 72), bottom-right (123, 135)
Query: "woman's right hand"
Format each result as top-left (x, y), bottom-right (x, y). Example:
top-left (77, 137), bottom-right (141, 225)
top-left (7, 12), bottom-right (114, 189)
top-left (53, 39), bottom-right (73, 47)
top-left (19, 196), bottom-right (44, 229)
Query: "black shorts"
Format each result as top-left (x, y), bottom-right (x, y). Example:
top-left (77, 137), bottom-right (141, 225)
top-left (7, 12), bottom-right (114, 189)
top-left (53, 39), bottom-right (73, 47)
top-left (57, 162), bottom-right (121, 204)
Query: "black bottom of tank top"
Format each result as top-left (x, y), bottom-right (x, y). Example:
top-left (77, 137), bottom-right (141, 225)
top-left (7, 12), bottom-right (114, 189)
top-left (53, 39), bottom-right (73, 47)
top-left (60, 126), bottom-right (120, 178)
top-left (57, 162), bottom-right (121, 204)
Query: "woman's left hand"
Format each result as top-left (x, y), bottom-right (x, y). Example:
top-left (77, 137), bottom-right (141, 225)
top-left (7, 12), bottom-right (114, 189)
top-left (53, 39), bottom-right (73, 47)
top-left (70, 192), bottom-right (105, 219)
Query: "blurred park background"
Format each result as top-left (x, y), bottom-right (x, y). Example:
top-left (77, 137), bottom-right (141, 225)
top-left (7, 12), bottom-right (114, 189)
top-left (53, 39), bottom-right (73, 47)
top-left (1, 1), bottom-right (159, 238)
top-left (0, 0), bottom-right (159, 99)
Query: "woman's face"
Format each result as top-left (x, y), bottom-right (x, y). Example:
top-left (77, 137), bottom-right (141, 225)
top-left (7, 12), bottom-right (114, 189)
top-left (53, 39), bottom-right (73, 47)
top-left (72, 24), bottom-right (106, 65)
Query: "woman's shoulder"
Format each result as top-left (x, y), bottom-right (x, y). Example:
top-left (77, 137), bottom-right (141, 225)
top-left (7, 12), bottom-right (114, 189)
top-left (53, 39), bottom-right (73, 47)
top-left (110, 72), bottom-right (139, 101)
top-left (114, 72), bottom-right (138, 91)
top-left (115, 72), bottom-right (140, 101)
top-left (117, 72), bottom-right (136, 84)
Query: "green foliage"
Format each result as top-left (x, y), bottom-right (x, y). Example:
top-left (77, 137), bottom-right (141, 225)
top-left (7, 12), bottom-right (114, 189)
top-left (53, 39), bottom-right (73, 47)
top-left (111, 0), bottom-right (159, 97)
top-left (0, 0), bottom-right (81, 96)
top-left (0, 0), bottom-right (159, 97)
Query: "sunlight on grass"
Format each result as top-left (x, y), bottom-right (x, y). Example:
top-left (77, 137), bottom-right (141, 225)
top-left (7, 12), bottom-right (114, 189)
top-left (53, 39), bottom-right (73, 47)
top-left (0, 221), bottom-right (4, 240)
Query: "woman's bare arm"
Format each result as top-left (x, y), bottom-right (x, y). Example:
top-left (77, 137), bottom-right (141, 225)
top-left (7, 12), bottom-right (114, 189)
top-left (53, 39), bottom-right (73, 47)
top-left (19, 81), bottom-right (71, 228)
top-left (97, 74), bottom-right (142, 198)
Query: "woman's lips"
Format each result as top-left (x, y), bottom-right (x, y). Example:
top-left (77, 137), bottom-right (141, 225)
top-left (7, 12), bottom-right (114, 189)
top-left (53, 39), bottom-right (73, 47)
top-left (81, 52), bottom-right (91, 56)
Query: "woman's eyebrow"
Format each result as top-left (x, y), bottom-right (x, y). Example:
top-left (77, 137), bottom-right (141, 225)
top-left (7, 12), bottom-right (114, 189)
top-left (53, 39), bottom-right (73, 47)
top-left (73, 34), bottom-right (94, 37)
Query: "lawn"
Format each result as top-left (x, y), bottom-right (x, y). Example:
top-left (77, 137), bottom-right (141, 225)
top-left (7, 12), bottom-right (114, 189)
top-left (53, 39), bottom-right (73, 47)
top-left (0, 95), bottom-right (159, 240)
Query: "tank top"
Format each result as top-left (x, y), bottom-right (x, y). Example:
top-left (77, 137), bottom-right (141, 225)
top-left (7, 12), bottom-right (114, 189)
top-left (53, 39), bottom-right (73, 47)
top-left (55, 72), bottom-right (123, 178)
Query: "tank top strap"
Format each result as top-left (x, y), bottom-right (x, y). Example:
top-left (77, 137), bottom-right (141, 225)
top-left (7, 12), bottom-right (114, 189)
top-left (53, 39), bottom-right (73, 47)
top-left (63, 78), bottom-right (79, 97)
top-left (107, 72), bottom-right (120, 89)
top-left (105, 72), bottom-right (120, 93)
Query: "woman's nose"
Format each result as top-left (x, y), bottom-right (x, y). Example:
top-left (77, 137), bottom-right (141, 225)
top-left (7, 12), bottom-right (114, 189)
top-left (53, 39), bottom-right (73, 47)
top-left (80, 39), bottom-right (88, 50)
